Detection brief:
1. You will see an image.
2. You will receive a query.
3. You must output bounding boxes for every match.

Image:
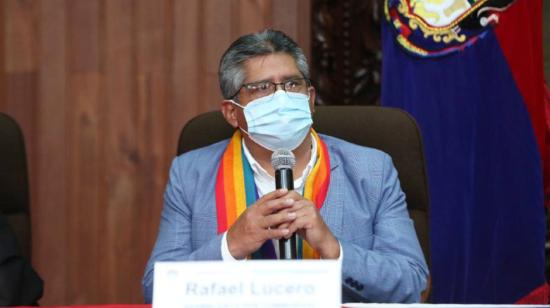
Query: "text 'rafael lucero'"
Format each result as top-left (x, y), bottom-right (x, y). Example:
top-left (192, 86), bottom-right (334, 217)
top-left (153, 261), bottom-right (340, 307)
top-left (185, 281), bottom-right (316, 297)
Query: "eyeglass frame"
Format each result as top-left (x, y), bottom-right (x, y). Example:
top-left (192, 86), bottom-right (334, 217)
top-left (230, 77), bottom-right (312, 101)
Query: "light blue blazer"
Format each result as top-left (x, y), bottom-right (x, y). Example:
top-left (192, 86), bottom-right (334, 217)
top-left (142, 134), bottom-right (428, 303)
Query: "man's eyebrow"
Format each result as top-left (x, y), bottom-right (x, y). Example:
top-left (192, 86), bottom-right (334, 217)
top-left (246, 78), bottom-right (270, 84)
top-left (245, 74), bottom-right (303, 85)
top-left (281, 74), bottom-right (303, 80)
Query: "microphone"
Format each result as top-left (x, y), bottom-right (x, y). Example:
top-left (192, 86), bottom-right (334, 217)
top-left (271, 149), bottom-right (297, 260)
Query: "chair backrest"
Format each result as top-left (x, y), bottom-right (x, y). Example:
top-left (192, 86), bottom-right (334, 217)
top-left (177, 105), bottom-right (430, 263)
top-left (0, 112), bottom-right (31, 259)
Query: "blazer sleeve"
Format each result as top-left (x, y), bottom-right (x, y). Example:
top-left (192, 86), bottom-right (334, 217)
top-left (142, 157), bottom-right (224, 303)
top-left (340, 153), bottom-right (429, 303)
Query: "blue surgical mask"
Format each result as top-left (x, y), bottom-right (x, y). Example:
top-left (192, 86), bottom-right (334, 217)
top-left (231, 90), bottom-right (313, 151)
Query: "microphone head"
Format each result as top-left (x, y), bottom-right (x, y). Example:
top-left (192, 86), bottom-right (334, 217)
top-left (271, 149), bottom-right (296, 171)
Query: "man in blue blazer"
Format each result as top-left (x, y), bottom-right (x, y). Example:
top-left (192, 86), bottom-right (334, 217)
top-left (143, 29), bottom-right (428, 303)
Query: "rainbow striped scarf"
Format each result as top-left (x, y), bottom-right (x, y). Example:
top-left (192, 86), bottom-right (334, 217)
top-left (215, 130), bottom-right (331, 259)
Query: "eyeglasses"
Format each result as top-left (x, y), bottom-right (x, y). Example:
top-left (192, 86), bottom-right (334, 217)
top-left (231, 78), bottom-right (310, 100)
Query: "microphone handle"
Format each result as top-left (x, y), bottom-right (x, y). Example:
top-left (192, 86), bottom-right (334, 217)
top-left (275, 168), bottom-right (294, 190)
top-left (275, 168), bottom-right (297, 259)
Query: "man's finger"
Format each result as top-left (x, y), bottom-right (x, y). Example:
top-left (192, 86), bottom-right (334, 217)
top-left (282, 190), bottom-right (303, 201)
top-left (265, 227), bottom-right (290, 240)
top-left (254, 189), bottom-right (289, 210)
top-left (261, 211), bottom-right (296, 229)
top-left (256, 188), bottom-right (288, 203)
top-left (259, 197), bottom-right (295, 214)
top-left (285, 216), bottom-right (307, 236)
top-left (276, 199), bottom-right (307, 215)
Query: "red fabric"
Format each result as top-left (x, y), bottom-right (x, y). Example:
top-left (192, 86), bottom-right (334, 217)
top-left (516, 283), bottom-right (550, 304)
top-left (314, 138), bottom-right (331, 210)
top-left (16, 306), bottom-right (151, 308)
top-left (494, 0), bottom-right (548, 207)
top-left (215, 159), bottom-right (227, 233)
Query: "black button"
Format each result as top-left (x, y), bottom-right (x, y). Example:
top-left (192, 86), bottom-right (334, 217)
top-left (345, 277), bottom-right (352, 284)
top-left (358, 284), bottom-right (364, 291)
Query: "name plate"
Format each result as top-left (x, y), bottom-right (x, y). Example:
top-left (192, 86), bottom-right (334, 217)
top-left (153, 260), bottom-right (341, 308)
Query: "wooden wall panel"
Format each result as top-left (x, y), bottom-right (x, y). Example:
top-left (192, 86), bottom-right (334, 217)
top-left (5, 0), bottom-right (37, 73)
top-left (235, 0), bottom-right (273, 35)
top-left (67, 0), bottom-right (102, 73)
top-left (272, 0), bottom-right (298, 41)
top-left (66, 1), bottom-right (103, 304)
top-left (68, 73), bottom-right (102, 303)
top-left (104, 1), bottom-right (139, 303)
top-left (171, 0), bottom-right (201, 148)
top-left (35, 0), bottom-right (67, 304)
top-left (4, 0), bottom-right (37, 183)
top-left (203, 0), bottom-right (233, 112)
top-left (0, 0), bottom-right (311, 305)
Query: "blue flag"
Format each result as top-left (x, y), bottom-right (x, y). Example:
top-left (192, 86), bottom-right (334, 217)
top-left (381, 0), bottom-right (548, 303)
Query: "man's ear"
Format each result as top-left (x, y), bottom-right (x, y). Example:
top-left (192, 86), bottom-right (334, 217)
top-left (221, 100), bottom-right (239, 128)
top-left (308, 86), bottom-right (316, 113)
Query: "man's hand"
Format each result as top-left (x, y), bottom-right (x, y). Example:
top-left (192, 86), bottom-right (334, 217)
top-left (226, 189), bottom-right (298, 259)
top-left (280, 191), bottom-right (340, 259)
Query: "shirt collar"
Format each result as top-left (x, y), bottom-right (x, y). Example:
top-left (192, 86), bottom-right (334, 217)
top-left (241, 133), bottom-right (318, 194)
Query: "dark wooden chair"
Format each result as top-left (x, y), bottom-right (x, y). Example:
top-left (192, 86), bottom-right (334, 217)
top-left (0, 112), bottom-right (32, 260)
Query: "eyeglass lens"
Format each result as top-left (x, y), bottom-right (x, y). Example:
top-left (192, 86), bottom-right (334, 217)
top-left (243, 79), bottom-right (308, 100)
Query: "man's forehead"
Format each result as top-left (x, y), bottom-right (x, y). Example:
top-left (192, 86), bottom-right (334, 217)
top-left (242, 53), bottom-right (301, 82)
